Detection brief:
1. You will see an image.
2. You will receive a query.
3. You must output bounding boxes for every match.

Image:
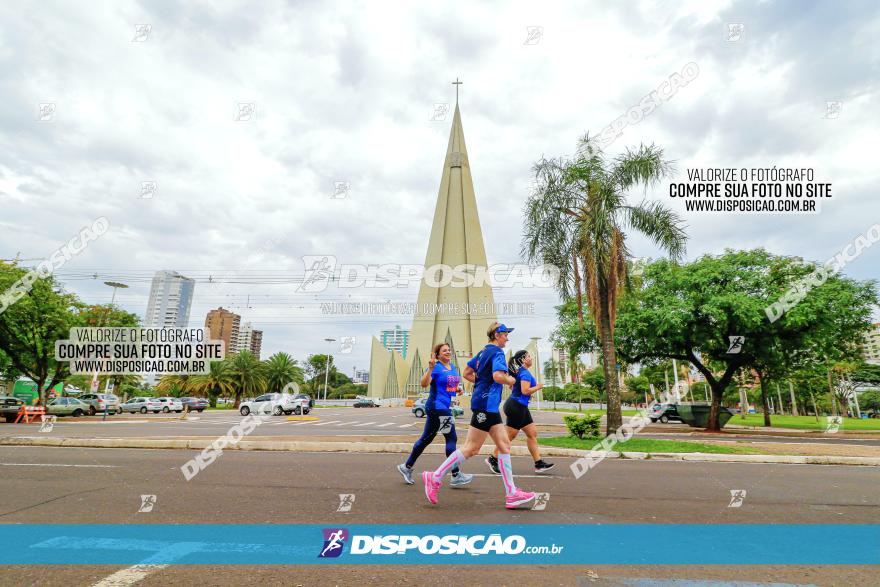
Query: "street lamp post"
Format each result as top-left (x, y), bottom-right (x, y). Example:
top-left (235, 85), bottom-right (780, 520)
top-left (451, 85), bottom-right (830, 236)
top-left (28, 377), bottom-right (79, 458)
top-left (323, 338), bottom-right (336, 402)
top-left (96, 282), bottom-right (128, 421)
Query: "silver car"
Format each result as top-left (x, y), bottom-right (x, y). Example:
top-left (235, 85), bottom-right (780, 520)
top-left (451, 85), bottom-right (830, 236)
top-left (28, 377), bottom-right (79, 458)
top-left (239, 393), bottom-right (309, 416)
top-left (156, 397), bottom-right (184, 413)
top-left (46, 397), bottom-right (90, 417)
top-left (78, 393), bottom-right (121, 415)
top-left (119, 397), bottom-right (165, 413)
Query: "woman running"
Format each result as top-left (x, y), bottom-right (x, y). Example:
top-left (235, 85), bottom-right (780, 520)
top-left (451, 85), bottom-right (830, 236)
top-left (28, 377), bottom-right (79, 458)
top-left (422, 323), bottom-right (536, 509)
top-left (397, 342), bottom-right (473, 488)
top-left (486, 350), bottom-right (555, 475)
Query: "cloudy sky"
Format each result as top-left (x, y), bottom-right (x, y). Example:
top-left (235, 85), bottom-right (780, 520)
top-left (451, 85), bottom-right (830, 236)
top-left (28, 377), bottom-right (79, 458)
top-left (2, 0), bottom-right (878, 376)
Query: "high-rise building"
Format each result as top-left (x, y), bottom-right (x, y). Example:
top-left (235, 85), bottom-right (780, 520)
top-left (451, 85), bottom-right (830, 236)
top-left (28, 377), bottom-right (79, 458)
top-left (863, 323), bottom-right (880, 365)
top-left (233, 321), bottom-right (264, 359)
top-left (353, 368), bottom-right (369, 385)
top-left (549, 347), bottom-right (571, 386)
top-left (205, 307), bottom-right (240, 355)
top-left (379, 325), bottom-right (410, 359)
top-left (144, 271), bottom-right (195, 328)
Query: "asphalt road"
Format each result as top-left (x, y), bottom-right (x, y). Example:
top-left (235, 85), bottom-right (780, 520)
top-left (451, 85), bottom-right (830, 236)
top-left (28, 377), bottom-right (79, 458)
top-left (4, 408), bottom-right (879, 446)
top-left (0, 445), bottom-right (877, 586)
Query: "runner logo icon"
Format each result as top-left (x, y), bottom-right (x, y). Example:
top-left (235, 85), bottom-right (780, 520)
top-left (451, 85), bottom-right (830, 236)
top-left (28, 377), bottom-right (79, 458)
top-left (319, 528), bottom-right (349, 558)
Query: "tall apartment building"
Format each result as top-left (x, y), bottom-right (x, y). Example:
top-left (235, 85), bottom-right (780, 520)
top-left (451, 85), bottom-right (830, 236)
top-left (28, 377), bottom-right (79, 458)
top-left (380, 325), bottom-right (409, 358)
top-left (864, 323), bottom-right (880, 365)
top-left (236, 322), bottom-right (264, 359)
top-left (205, 307), bottom-right (241, 355)
top-left (144, 271), bottom-right (195, 328)
top-left (353, 368), bottom-right (369, 385)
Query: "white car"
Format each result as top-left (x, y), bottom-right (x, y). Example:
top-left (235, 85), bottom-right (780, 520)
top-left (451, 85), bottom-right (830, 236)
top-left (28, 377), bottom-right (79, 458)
top-left (239, 393), bottom-right (310, 417)
top-left (119, 397), bottom-right (165, 414)
top-left (156, 397), bottom-right (184, 413)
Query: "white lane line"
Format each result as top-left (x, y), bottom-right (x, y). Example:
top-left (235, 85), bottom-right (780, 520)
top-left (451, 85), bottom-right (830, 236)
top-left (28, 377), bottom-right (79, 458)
top-left (376, 423), bottom-right (395, 427)
top-left (0, 463), bottom-right (119, 468)
top-left (313, 420), bottom-right (342, 426)
top-left (341, 421), bottom-right (359, 426)
top-left (292, 421), bottom-right (315, 426)
top-left (398, 423), bottom-right (418, 428)
top-left (91, 564), bottom-right (168, 587)
top-left (353, 422), bottom-right (377, 427)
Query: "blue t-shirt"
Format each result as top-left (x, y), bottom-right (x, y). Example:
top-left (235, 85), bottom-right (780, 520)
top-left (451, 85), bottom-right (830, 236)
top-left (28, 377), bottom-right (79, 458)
top-left (467, 344), bottom-right (508, 413)
top-left (510, 367), bottom-right (536, 407)
top-left (426, 362), bottom-right (460, 412)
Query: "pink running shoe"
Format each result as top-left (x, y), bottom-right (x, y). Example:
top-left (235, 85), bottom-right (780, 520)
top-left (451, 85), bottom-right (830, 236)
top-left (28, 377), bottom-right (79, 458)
top-left (505, 488), bottom-right (536, 509)
top-left (422, 471), bottom-right (440, 505)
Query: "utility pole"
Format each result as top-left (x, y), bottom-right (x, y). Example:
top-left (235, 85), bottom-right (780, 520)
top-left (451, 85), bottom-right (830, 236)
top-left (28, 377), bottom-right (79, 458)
top-left (323, 338), bottom-right (336, 402)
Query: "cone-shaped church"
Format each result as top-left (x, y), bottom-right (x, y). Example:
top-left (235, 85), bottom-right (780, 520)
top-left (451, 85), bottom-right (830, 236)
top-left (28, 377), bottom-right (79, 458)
top-left (367, 102), bottom-right (503, 399)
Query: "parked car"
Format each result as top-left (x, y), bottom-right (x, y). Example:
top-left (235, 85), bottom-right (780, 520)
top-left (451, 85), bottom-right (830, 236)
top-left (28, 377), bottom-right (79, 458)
top-left (79, 393), bottom-right (121, 415)
top-left (295, 393), bottom-right (314, 409)
top-left (411, 398), bottom-right (464, 418)
top-left (0, 396), bottom-right (25, 423)
top-left (156, 397), bottom-right (184, 413)
top-left (46, 397), bottom-right (90, 417)
top-left (353, 397), bottom-right (380, 408)
top-left (239, 393), bottom-right (310, 416)
top-left (179, 397), bottom-right (208, 412)
top-left (648, 403), bottom-right (683, 424)
top-left (119, 396), bottom-right (165, 414)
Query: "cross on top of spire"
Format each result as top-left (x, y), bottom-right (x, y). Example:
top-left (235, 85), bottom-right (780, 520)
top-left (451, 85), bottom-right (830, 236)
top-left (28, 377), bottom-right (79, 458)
top-left (452, 77), bottom-right (463, 103)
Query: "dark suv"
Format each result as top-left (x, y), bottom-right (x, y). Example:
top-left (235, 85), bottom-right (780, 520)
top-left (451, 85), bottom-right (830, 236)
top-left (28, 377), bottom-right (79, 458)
top-left (648, 403), bottom-right (682, 424)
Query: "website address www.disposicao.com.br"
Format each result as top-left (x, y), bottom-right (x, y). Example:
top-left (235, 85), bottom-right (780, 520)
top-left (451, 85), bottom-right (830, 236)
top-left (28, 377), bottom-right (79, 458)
top-left (319, 529), bottom-right (563, 559)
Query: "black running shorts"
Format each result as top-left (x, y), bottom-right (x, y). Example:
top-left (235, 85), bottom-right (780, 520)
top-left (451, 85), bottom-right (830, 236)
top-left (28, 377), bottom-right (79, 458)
top-left (503, 397), bottom-right (534, 430)
top-left (469, 409), bottom-right (503, 432)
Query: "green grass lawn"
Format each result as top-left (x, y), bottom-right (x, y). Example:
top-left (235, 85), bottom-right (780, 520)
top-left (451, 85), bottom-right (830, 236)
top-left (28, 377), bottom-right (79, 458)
top-left (730, 414), bottom-right (880, 431)
top-left (539, 436), bottom-right (761, 455)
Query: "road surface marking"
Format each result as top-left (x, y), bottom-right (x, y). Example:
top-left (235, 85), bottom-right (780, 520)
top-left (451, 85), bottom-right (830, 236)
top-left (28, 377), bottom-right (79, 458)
top-left (376, 423), bottom-right (395, 427)
top-left (353, 422), bottom-right (377, 427)
top-left (313, 420), bottom-right (342, 426)
top-left (91, 564), bottom-right (168, 587)
top-left (398, 423), bottom-right (417, 428)
top-left (0, 463), bottom-right (119, 468)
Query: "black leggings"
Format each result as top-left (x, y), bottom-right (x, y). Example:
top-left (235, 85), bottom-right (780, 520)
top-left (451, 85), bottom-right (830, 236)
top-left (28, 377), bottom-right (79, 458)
top-left (405, 411), bottom-right (459, 473)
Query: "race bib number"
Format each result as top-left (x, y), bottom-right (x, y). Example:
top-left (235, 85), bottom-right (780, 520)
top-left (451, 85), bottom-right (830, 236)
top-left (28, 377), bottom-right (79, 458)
top-left (446, 375), bottom-right (460, 394)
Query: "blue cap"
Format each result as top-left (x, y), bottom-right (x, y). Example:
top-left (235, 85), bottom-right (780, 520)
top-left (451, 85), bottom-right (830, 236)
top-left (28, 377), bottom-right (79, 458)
top-left (496, 324), bottom-right (515, 333)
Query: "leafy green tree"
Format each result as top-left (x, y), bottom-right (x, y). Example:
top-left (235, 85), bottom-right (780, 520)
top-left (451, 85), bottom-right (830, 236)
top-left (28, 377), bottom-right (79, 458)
top-left (859, 390), bottom-right (880, 414)
top-left (189, 360), bottom-right (235, 407)
top-left (227, 350), bottom-right (267, 408)
top-left (263, 352), bottom-right (304, 393)
top-left (156, 374), bottom-right (193, 397)
top-left (616, 251), bottom-right (877, 430)
top-left (524, 138), bottom-right (688, 434)
top-left (305, 354), bottom-right (337, 395)
top-left (0, 262), bottom-right (79, 404)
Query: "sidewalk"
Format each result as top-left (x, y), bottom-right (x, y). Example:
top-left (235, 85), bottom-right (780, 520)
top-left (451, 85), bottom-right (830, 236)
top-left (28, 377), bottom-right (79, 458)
top-left (3, 434), bottom-right (879, 466)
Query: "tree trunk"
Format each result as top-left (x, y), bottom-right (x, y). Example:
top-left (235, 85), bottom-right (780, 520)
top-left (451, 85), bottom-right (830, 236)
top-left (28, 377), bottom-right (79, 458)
top-left (707, 381), bottom-right (725, 432)
top-left (810, 391), bottom-right (819, 421)
top-left (572, 250), bottom-right (585, 328)
top-left (788, 380), bottom-right (799, 417)
top-left (775, 382), bottom-right (785, 416)
top-left (597, 286), bottom-right (621, 434)
top-left (758, 373), bottom-right (771, 427)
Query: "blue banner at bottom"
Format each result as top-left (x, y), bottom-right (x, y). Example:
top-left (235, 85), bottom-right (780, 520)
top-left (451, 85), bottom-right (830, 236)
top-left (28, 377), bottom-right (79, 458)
top-left (0, 524), bottom-right (876, 565)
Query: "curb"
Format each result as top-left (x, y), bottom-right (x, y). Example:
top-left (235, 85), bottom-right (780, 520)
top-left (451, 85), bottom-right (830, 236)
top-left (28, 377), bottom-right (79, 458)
top-left (2, 436), bottom-right (879, 466)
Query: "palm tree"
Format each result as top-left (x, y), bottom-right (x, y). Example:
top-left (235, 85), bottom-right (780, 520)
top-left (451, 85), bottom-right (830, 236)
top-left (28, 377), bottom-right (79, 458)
top-left (228, 350), bottom-right (267, 408)
top-left (524, 136), bottom-right (687, 433)
top-left (156, 374), bottom-right (192, 398)
top-left (189, 360), bottom-right (236, 407)
top-left (263, 352), bottom-right (305, 393)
